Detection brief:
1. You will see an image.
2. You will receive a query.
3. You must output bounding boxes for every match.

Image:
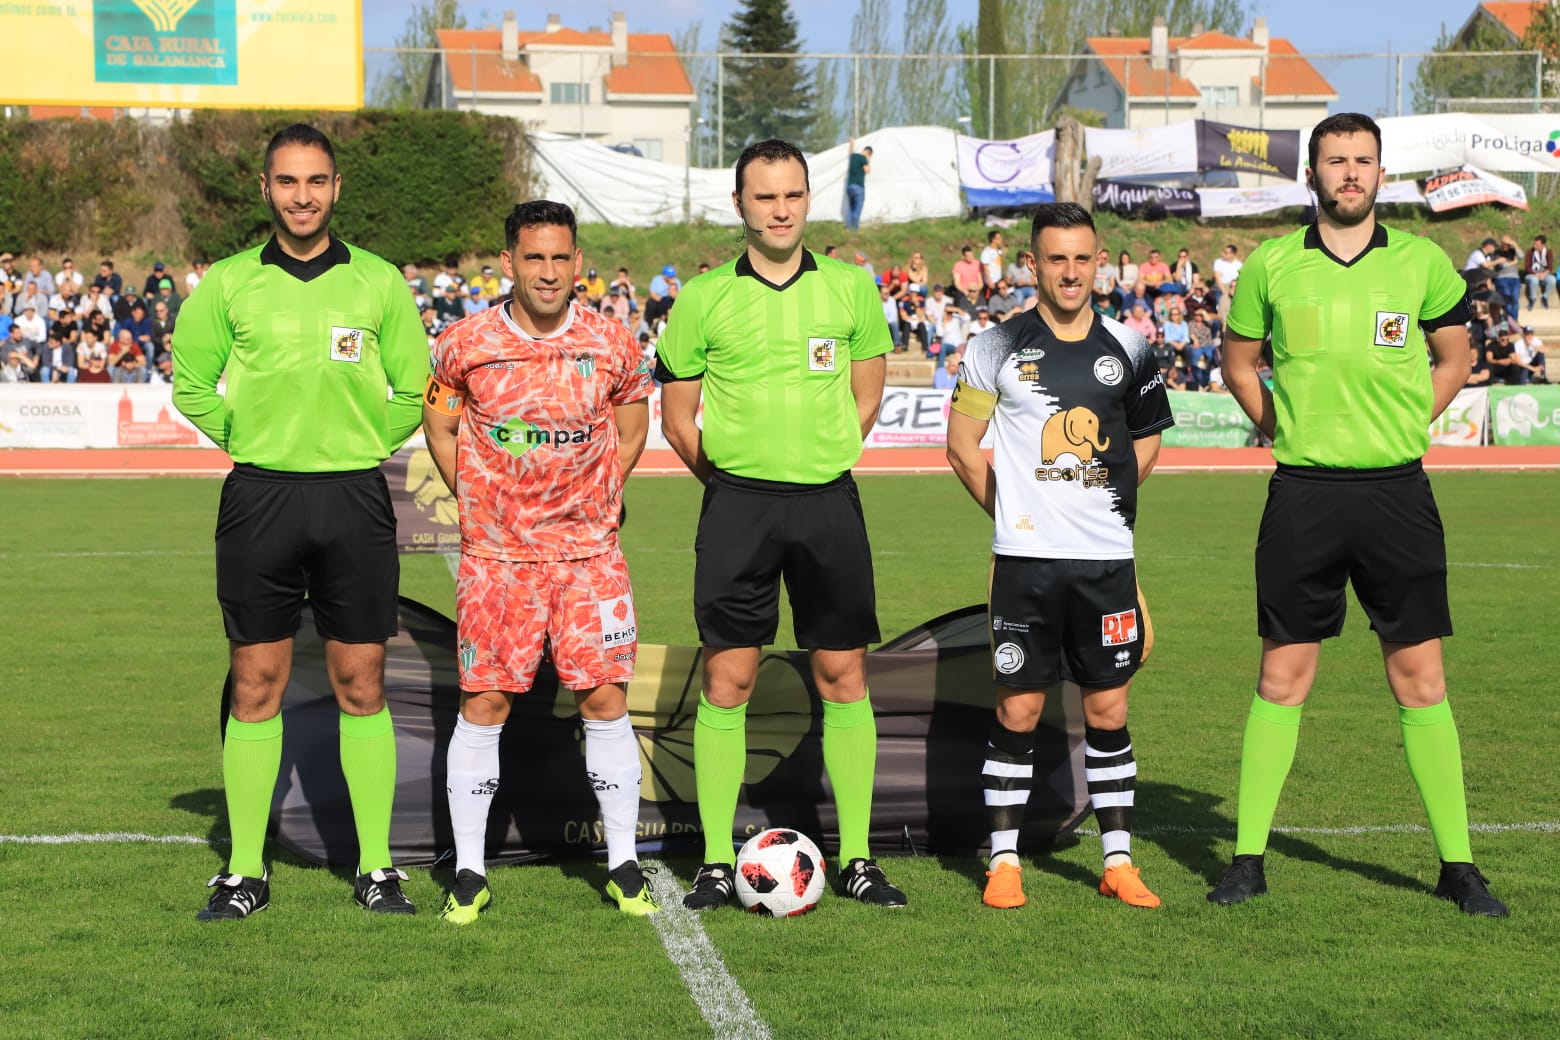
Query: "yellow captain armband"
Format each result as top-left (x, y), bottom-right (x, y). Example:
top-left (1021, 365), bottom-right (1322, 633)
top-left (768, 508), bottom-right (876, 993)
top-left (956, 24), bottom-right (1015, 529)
top-left (424, 375), bottom-right (465, 416)
top-left (949, 379), bottom-right (996, 421)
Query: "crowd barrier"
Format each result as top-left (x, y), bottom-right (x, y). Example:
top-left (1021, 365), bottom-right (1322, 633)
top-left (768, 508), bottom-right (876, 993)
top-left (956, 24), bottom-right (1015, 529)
top-left (6, 384), bottom-right (1555, 451)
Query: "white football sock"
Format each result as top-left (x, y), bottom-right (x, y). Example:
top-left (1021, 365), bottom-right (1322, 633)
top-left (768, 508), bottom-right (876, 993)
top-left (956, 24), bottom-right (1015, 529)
top-left (446, 715), bottom-right (503, 877)
top-left (584, 713), bottom-right (643, 870)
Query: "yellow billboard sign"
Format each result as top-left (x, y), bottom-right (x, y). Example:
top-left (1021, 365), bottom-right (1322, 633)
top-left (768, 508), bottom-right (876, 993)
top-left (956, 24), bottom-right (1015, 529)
top-left (1, 0), bottom-right (361, 109)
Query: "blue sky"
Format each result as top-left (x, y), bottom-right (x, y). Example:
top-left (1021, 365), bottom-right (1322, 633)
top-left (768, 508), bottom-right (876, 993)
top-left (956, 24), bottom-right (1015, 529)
top-left (362, 0), bottom-right (1503, 116)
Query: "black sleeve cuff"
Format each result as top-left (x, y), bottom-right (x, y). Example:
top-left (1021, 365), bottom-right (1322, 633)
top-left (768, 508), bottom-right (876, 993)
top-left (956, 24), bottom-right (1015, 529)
top-left (1421, 296), bottom-right (1471, 332)
top-left (653, 358), bottom-right (702, 383)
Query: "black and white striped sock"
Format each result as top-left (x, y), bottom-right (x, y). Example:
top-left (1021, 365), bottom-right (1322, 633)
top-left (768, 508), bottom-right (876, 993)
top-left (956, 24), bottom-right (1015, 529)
top-left (1085, 725), bottom-right (1136, 867)
top-left (983, 720), bottom-right (1035, 869)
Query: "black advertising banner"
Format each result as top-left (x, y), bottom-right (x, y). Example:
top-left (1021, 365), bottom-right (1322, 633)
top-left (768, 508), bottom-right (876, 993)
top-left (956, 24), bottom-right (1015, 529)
top-left (1093, 178), bottom-right (1202, 219)
top-left (227, 600), bottom-right (1091, 866)
top-left (383, 444), bottom-right (461, 554)
top-left (1196, 120), bottom-right (1301, 180)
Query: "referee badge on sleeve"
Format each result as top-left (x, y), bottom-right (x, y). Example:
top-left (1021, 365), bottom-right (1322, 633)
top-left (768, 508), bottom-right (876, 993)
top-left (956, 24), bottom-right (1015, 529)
top-left (1374, 312), bottom-right (1409, 348)
top-left (331, 326), bottom-right (365, 363)
top-left (808, 337), bottom-right (838, 372)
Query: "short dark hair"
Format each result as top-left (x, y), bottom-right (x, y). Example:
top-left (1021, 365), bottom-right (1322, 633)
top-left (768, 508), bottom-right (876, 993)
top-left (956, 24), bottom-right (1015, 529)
top-left (1029, 202), bottom-right (1095, 247)
top-left (1307, 112), bottom-right (1381, 171)
top-left (263, 123), bottom-right (336, 176)
top-left (503, 199), bottom-right (578, 253)
top-left (1537, 235), bottom-right (1549, 244)
top-left (988, 229), bottom-right (1003, 243)
top-left (734, 139), bottom-right (809, 195)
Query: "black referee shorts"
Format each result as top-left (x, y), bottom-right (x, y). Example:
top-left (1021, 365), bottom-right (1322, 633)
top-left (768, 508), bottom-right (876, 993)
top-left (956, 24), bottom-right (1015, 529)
top-left (215, 464), bottom-right (400, 644)
top-left (1255, 460), bottom-right (1452, 645)
top-left (693, 469), bottom-right (880, 650)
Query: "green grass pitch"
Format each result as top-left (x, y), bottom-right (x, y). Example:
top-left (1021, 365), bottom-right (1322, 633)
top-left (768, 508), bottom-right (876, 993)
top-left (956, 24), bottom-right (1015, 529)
top-left (0, 471), bottom-right (1555, 1039)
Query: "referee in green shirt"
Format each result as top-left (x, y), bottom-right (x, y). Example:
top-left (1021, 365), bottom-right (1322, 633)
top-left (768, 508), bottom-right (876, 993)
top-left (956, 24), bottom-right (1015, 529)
top-left (1212, 113), bottom-right (1505, 916)
top-left (657, 138), bottom-right (905, 909)
top-left (173, 124), bottom-right (429, 920)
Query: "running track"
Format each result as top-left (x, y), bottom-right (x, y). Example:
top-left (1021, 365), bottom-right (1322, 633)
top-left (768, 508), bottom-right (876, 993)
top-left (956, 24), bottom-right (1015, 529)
top-left (4, 445), bottom-right (1560, 477)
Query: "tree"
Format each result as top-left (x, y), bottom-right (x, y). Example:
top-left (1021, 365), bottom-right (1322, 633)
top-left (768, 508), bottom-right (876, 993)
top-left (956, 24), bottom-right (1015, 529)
top-left (676, 22), bottom-right (718, 167)
top-left (1411, 17), bottom-right (1538, 114)
top-left (370, 0), bottom-right (466, 110)
top-left (897, 0), bottom-right (964, 129)
top-left (718, 0), bottom-right (819, 161)
top-left (850, 0), bottom-right (895, 135)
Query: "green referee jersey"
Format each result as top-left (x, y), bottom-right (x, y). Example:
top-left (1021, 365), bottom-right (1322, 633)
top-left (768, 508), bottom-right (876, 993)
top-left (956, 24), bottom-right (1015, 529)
top-left (655, 250), bottom-right (892, 484)
top-left (173, 236), bottom-right (429, 472)
top-left (1227, 223), bottom-right (1468, 469)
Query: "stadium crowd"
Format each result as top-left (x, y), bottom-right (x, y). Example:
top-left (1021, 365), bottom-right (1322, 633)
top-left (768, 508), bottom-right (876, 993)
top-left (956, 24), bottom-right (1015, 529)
top-left (1, 232), bottom-right (1547, 389)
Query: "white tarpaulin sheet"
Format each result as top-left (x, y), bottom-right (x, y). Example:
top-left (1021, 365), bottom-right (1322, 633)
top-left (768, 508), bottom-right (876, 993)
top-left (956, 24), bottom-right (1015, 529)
top-left (1084, 123), bottom-right (1201, 179)
top-left (530, 127), bottom-right (964, 228)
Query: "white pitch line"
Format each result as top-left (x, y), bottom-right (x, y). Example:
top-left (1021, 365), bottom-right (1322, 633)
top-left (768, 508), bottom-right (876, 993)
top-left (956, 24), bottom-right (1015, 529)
top-left (639, 858), bottom-right (772, 1040)
top-left (0, 832), bottom-right (215, 846)
top-left (0, 549), bottom-right (208, 560)
top-left (1073, 821), bottom-right (1560, 837)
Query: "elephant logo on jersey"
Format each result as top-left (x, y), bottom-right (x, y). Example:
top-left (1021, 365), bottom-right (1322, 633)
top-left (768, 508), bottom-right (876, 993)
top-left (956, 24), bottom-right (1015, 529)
top-left (1374, 311), bottom-right (1409, 348)
top-left (1041, 406), bottom-right (1111, 465)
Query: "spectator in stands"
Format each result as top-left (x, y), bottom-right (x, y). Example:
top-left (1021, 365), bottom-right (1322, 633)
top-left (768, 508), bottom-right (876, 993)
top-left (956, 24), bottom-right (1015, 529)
top-left (93, 259), bottom-right (122, 301)
top-left (1124, 302), bottom-right (1157, 343)
top-left (25, 256), bottom-right (57, 299)
top-left (1493, 235), bottom-right (1522, 322)
top-left (1189, 307), bottom-right (1220, 375)
top-left (15, 302), bottom-right (46, 348)
top-left (55, 257), bottom-right (84, 296)
top-left (111, 288), bottom-right (143, 323)
top-left (900, 292), bottom-right (932, 355)
top-left (155, 277), bottom-right (182, 319)
top-left (186, 259), bottom-right (209, 293)
top-left (141, 261), bottom-right (168, 298)
top-left (1094, 248), bottom-right (1120, 311)
top-left (1465, 336), bottom-right (1492, 387)
top-left (1139, 248), bottom-right (1171, 299)
top-left (76, 328), bottom-right (109, 382)
top-left (1516, 325), bottom-right (1548, 384)
top-left (879, 281), bottom-right (903, 349)
top-left (40, 327), bottom-right (76, 384)
top-left (2, 324), bottom-right (32, 380)
top-left (434, 255), bottom-right (464, 293)
top-left (906, 250), bottom-right (930, 292)
top-left (15, 281), bottom-right (46, 321)
top-left (951, 244), bottom-right (982, 309)
top-left (1464, 236), bottom-right (1498, 274)
top-left (650, 263), bottom-right (677, 298)
top-left (148, 351), bottom-right (175, 385)
top-left (1184, 273), bottom-right (1215, 318)
top-left (115, 301), bottom-right (155, 356)
top-left (601, 286), bottom-right (632, 326)
top-left (1153, 286), bottom-right (1185, 324)
top-left (433, 282), bottom-right (465, 327)
top-left (970, 307), bottom-right (997, 337)
top-left (1006, 249), bottom-right (1037, 303)
top-left (1465, 276), bottom-right (1503, 329)
top-left (980, 230), bottom-right (1006, 298)
top-left (1, 252), bottom-right (18, 304)
top-left (403, 263), bottom-right (428, 297)
top-left (644, 278), bottom-right (677, 328)
top-left (1117, 250), bottom-right (1139, 301)
top-left (151, 299), bottom-right (176, 355)
top-left (1162, 305), bottom-right (1191, 379)
top-left (1093, 290), bottom-right (1119, 320)
top-left (1485, 322), bottom-right (1521, 384)
top-left (472, 264), bottom-right (503, 301)
top-left (924, 284), bottom-right (950, 338)
top-left (933, 350), bottom-right (960, 390)
top-left (852, 251), bottom-right (876, 281)
top-left (1168, 247), bottom-right (1197, 296)
top-left (1525, 235), bottom-right (1553, 312)
top-left (463, 285), bottom-right (489, 317)
top-left (612, 267), bottom-right (636, 299)
top-left (881, 258), bottom-right (908, 294)
top-left (77, 283), bottom-right (113, 322)
top-left (109, 327), bottom-right (145, 383)
top-left (986, 278), bottom-right (1018, 319)
top-left (1212, 244), bottom-right (1242, 315)
top-left (940, 300), bottom-right (970, 358)
top-left (83, 309), bottom-right (110, 345)
top-left (579, 266), bottom-right (606, 300)
top-left (1122, 281), bottom-right (1152, 318)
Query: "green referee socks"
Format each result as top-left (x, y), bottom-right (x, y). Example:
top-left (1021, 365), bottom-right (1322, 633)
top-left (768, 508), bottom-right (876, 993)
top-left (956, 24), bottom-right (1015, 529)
top-left (695, 694), bottom-right (748, 864)
top-left (1233, 695), bottom-right (1304, 857)
top-left (223, 714), bottom-right (283, 878)
top-left (1400, 699), bottom-right (1474, 864)
top-left (822, 695), bottom-right (878, 864)
top-left (339, 708), bottom-right (398, 875)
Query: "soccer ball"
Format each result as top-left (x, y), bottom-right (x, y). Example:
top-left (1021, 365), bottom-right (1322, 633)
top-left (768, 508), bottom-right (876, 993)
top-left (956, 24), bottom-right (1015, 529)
top-left (734, 828), bottom-right (827, 917)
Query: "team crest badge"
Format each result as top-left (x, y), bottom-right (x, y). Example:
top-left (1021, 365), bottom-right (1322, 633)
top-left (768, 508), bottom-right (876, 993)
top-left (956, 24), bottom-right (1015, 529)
top-left (575, 352), bottom-right (596, 379)
top-left (1374, 311), bottom-right (1410, 348)
top-left (1093, 356), bottom-right (1124, 386)
top-left (330, 326), bottom-right (364, 363)
top-left (808, 337), bottom-right (837, 372)
top-left (458, 637), bottom-right (477, 672)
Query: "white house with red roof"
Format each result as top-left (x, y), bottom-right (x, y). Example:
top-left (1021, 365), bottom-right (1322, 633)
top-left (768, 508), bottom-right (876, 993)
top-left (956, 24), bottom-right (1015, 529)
top-left (1053, 17), bottom-right (1336, 131)
top-left (1451, 1), bottom-right (1544, 44)
top-left (429, 11), bottom-right (696, 163)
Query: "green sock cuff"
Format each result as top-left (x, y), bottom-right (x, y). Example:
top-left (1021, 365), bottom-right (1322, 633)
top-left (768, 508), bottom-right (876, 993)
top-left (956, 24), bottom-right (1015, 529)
top-left (339, 707), bottom-right (393, 739)
top-left (697, 693), bottom-right (748, 730)
top-left (821, 695), bottom-right (874, 729)
top-left (1400, 699), bottom-right (1453, 726)
top-left (1249, 695), bottom-right (1303, 727)
top-left (226, 714), bottom-right (283, 741)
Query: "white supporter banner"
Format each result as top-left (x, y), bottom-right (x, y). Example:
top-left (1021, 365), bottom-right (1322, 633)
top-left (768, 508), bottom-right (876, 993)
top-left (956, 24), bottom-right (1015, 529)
top-left (864, 387), bottom-right (956, 448)
top-left (1085, 123), bottom-right (1200, 179)
top-left (955, 130), bottom-right (1056, 194)
top-left (1421, 165), bottom-right (1528, 213)
top-left (1196, 182), bottom-right (1313, 218)
top-left (0, 384), bottom-right (216, 449)
top-left (1430, 387), bottom-right (1489, 447)
top-left (1382, 114), bottom-right (1560, 175)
